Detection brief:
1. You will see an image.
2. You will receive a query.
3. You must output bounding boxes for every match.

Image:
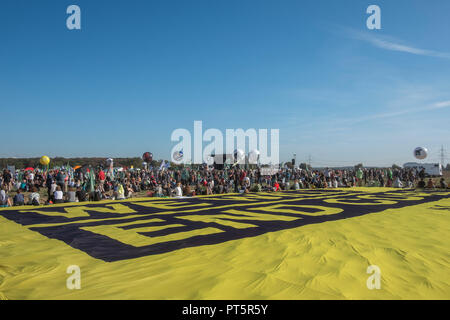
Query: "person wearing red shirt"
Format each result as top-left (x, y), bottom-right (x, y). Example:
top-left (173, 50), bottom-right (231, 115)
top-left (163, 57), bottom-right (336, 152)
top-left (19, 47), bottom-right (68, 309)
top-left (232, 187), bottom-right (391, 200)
top-left (273, 181), bottom-right (280, 191)
top-left (240, 170), bottom-right (246, 183)
top-left (98, 169), bottom-right (106, 191)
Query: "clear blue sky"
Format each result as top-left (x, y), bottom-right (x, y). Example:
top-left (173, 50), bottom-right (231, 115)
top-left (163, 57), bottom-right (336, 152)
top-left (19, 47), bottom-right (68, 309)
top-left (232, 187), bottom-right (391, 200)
top-left (1, 0), bottom-right (449, 166)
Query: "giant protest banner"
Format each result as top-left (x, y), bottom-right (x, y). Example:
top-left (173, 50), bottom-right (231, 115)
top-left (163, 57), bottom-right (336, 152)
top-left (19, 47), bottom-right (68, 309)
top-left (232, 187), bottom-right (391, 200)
top-left (0, 188), bottom-right (449, 299)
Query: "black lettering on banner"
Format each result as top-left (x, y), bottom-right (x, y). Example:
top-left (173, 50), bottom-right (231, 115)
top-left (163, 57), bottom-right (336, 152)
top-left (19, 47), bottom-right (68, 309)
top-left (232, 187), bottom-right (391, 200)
top-left (0, 190), bottom-right (448, 262)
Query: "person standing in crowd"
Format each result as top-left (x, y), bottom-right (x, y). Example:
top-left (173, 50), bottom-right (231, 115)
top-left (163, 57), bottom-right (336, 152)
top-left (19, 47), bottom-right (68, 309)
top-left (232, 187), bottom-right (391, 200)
top-left (2, 169), bottom-right (12, 192)
top-left (46, 171), bottom-right (53, 199)
top-left (56, 170), bottom-right (65, 192)
top-left (98, 168), bottom-right (105, 192)
top-left (1, 162), bottom-right (446, 206)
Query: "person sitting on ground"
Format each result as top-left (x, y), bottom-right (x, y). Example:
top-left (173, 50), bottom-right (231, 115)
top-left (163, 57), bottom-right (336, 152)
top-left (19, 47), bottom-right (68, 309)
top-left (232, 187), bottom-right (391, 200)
top-left (155, 184), bottom-right (163, 197)
top-left (426, 178), bottom-right (435, 189)
top-left (53, 186), bottom-right (64, 204)
top-left (76, 186), bottom-right (87, 202)
top-left (66, 186), bottom-right (77, 202)
top-left (115, 183), bottom-right (125, 200)
top-left (333, 177), bottom-right (339, 188)
top-left (392, 177), bottom-right (403, 188)
top-left (0, 186), bottom-right (12, 207)
top-left (102, 190), bottom-right (111, 200)
top-left (28, 187), bottom-right (40, 206)
top-left (217, 182), bottom-right (224, 194)
top-left (406, 179), bottom-right (414, 189)
top-left (252, 183), bottom-right (262, 192)
top-left (174, 182), bottom-right (183, 197)
top-left (92, 186), bottom-right (102, 201)
top-left (183, 184), bottom-right (192, 197)
top-left (417, 179), bottom-right (426, 188)
top-left (285, 180), bottom-right (290, 190)
top-left (439, 178), bottom-right (447, 189)
top-left (125, 183), bottom-right (134, 198)
top-left (273, 181), bottom-right (280, 192)
top-left (13, 189), bottom-right (25, 206)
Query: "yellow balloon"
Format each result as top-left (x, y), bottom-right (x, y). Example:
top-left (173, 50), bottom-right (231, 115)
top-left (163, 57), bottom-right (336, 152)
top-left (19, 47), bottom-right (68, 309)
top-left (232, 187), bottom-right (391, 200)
top-left (40, 156), bottom-right (50, 166)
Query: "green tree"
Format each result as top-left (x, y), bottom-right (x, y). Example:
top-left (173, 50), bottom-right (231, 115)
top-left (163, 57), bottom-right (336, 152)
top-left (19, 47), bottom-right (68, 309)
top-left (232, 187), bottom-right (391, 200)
top-left (299, 163), bottom-right (311, 170)
top-left (354, 163), bottom-right (364, 170)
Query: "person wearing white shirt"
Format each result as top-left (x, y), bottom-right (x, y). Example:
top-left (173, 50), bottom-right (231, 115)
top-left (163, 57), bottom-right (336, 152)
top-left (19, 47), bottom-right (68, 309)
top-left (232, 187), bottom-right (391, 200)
top-left (174, 182), bottom-right (183, 197)
top-left (50, 181), bottom-right (57, 195)
top-left (53, 186), bottom-right (64, 203)
top-left (28, 187), bottom-right (40, 206)
top-left (0, 187), bottom-right (11, 206)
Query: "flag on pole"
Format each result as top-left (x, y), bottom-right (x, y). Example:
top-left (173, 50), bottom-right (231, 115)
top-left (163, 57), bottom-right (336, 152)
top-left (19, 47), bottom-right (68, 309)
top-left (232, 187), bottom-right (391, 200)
top-left (88, 168), bottom-right (96, 193)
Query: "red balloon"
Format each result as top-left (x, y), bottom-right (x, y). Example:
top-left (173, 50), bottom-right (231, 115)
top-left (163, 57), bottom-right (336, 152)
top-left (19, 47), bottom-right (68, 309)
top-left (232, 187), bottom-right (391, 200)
top-left (143, 152), bottom-right (152, 162)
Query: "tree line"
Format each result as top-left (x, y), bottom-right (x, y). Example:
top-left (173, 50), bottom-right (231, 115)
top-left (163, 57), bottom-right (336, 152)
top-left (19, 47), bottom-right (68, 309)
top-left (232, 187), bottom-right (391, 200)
top-left (1, 158), bottom-right (449, 171)
top-left (0, 157), bottom-right (159, 170)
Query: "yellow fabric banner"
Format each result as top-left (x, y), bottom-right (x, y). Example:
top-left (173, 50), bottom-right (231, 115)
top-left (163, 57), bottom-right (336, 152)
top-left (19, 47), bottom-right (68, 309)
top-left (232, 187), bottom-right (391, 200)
top-left (0, 188), bottom-right (449, 299)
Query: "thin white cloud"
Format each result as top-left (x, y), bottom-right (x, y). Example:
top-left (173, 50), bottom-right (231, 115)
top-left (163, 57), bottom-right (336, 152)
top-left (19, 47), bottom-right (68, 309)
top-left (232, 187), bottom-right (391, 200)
top-left (349, 100), bottom-right (450, 124)
top-left (342, 27), bottom-right (450, 59)
top-left (431, 100), bottom-right (450, 109)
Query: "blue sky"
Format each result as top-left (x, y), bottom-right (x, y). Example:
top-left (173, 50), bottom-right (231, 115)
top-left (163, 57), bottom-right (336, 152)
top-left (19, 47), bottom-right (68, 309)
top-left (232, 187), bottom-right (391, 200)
top-left (1, 0), bottom-right (449, 166)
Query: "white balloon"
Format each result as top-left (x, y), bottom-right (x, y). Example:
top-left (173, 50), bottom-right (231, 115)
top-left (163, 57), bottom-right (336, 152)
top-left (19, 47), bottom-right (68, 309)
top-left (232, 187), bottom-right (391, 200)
top-left (413, 147), bottom-right (428, 160)
top-left (206, 155), bottom-right (214, 165)
top-left (233, 149), bottom-right (245, 163)
top-left (172, 151), bottom-right (183, 162)
top-left (248, 149), bottom-right (260, 164)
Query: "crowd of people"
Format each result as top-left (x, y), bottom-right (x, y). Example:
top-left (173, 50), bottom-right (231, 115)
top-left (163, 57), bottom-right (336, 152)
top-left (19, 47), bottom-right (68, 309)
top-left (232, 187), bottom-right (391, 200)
top-left (0, 165), bottom-right (448, 207)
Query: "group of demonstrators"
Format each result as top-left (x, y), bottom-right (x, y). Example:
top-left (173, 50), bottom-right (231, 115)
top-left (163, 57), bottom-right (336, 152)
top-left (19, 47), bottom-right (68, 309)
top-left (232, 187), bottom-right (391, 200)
top-left (0, 164), bottom-right (448, 207)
